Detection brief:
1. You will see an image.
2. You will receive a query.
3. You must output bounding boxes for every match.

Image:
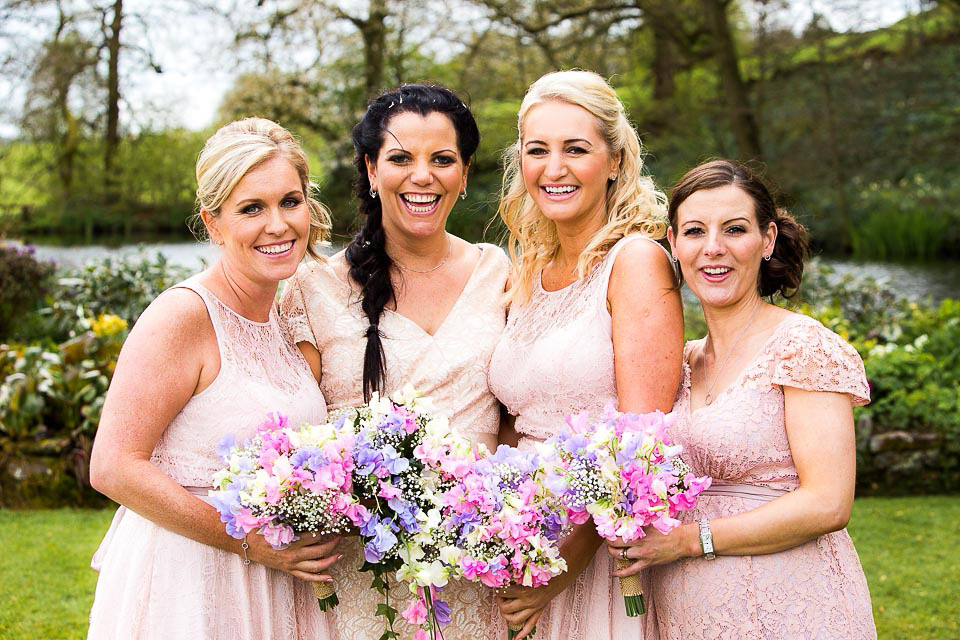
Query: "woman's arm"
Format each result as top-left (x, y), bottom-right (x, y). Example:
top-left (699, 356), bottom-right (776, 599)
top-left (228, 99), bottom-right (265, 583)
top-left (89, 290), bottom-right (340, 582)
top-left (610, 387), bottom-right (858, 575)
top-left (608, 239), bottom-right (684, 414)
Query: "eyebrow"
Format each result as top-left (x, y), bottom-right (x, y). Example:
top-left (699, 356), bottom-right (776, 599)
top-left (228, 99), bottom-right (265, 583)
top-left (384, 147), bottom-right (459, 156)
top-left (681, 216), bottom-right (753, 226)
top-left (524, 138), bottom-right (594, 147)
top-left (233, 190), bottom-right (302, 207)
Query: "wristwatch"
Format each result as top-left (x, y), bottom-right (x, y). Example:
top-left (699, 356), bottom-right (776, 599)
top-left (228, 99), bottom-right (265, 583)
top-left (699, 519), bottom-right (716, 560)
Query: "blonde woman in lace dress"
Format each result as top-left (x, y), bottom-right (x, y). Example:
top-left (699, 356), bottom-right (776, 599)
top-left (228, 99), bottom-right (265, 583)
top-left (607, 159), bottom-right (877, 639)
top-left (280, 85), bottom-right (508, 640)
top-left (88, 119), bottom-right (341, 639)
top-left (486, 70), bottom-right (684, 640)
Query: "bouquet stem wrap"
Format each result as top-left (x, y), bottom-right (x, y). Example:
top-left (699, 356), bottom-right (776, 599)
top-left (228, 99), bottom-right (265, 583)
top-left (508, 622), bottom-right (536, 640)
top-left (615, 558), bottom-right (646, 616)
top-left (312, 581), bottom-right (339, 611)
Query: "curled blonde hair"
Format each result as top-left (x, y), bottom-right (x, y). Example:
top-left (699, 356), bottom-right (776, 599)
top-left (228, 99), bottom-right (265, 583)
top-left (498, 70), bottom-right (667, 305)
top-left (191, 117), bottom-right (331, 259)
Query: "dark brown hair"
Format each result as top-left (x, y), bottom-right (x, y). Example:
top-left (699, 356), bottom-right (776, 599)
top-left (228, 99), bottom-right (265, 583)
top-left (668, 159), bottom-right (809, 298)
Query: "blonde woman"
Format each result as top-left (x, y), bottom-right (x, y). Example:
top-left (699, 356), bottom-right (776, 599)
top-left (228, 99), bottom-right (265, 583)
top-left (487, 70), bottom-right (683, 640)
top-left (88, 118), bottom-right (340, 639)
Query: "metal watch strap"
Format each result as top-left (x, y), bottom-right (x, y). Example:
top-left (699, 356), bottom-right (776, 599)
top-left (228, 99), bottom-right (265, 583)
top-left (699, 519), bottom-right (716, 560)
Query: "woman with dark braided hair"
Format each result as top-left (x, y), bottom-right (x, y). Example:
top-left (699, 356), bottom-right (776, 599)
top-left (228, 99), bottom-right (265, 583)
top-left (281, 85), bottom-right (508, 639)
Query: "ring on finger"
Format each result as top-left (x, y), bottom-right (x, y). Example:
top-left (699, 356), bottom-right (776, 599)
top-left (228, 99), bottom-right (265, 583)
top-left (620, 548), bottom-right (629, 560)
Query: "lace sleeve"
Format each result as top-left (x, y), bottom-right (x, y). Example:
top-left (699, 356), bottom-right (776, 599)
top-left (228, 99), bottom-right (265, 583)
top-left (772, 318), bottom-right (870, 406)
top-left (279, 267), bottom-right (319, 350)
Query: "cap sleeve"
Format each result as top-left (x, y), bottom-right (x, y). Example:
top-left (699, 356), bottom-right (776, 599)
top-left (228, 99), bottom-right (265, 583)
top-left (279, 263), bottom-right (321, 350)
top-left (772, 318), bottom-right (870, 406)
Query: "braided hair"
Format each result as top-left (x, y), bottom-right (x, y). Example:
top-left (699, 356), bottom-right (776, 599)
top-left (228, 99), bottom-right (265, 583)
top-left (345, 85), bottom-right (480, 400)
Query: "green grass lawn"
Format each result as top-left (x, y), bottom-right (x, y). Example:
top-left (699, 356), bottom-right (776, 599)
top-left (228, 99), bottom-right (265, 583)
top-left (1, 496), bottom-right (958, 639)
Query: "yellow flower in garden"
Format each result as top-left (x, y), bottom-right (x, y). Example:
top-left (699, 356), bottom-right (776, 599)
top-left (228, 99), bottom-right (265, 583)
top-left (92, 314), bottom-right (128, 338)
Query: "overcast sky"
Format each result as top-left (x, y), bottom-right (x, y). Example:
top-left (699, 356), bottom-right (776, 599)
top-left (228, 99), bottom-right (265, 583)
top-left (0, 0), bottom-right (924, 138)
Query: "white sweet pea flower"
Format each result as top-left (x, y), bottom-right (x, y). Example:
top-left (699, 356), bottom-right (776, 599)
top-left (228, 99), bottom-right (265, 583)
top-left (418, 560), bottom-right (450, 587)
top-left (439, 545), bottom-right (462, 566)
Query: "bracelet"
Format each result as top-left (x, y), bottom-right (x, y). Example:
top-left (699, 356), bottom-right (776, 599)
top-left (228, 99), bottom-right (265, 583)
top-left (699, 519), bottom-right (716, 560)
top-left (241, 536), bottom-right (251, 566)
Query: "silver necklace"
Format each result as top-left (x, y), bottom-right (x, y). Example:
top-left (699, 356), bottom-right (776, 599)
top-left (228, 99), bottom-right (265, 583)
top-left (701, 305), bottom-right (762, 405)
top-left (391, 236), bottom-right (451, 274)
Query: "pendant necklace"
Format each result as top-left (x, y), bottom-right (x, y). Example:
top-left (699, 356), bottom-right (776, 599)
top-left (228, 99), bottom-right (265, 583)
top-left (701, 304), bottom-right (762, 405)
top-left (391, 235), bottom-right (451, 274)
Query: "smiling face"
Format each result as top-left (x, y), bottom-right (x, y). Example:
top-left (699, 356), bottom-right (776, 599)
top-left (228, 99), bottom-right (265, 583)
top-left (366, 111), bottom-right (467, 242)
top-left (520, 100), bottom-right (620, 232)
top-left (668, 184), bottom-right (777, 310)
top-left (202, 155), bottom-right (310, 286)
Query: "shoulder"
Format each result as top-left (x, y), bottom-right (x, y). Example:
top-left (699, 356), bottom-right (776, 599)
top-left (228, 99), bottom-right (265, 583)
top-left (776, 313), bottom-right (859, 359)
top-left (608, 235), bottom-right (676, 292)
top-left (771, 312), bottom-right (869, 404)
top-left (475, 242), bottom-right (511, 274)
top-left (120, 285), bottom-right (214, 364)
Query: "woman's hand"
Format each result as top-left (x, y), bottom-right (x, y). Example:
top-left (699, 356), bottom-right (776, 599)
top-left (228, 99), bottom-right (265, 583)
top-left (494, 521), bottom-right (602, 638)
top-left (247, 533), bottom-right (343, 583)
top-left (494, 575), bottom-right (569, 640)
top-left (607, 523), bottom-right (700, 577)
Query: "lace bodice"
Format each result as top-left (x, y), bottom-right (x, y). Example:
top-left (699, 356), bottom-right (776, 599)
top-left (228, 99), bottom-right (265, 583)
top-left (280, 243), bottom-right (509, 442)
top-left (672, 313), bottom-right (870, 489)
top-left (150, 279), bottom-right (328, 487)
top-left (489, 234), bottom-right (669, 440)
top-left (649, 313), bottom-right (876, 640)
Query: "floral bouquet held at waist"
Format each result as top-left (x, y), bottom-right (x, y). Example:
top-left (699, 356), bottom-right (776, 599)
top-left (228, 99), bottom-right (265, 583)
top-left (443, 444), bottom-right (570, 639)
top-left (209, 412), bottom-right (368, 611)
top-left (342, 385), bottom-right (481, 640)
top-left (542, 406), bottom-right (712, 617)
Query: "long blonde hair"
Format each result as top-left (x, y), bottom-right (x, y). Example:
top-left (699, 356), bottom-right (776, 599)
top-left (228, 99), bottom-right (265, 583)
top-left (192, 117), bottom-right (331, 259)
top-left (498, 70), bottom-right (667, 305)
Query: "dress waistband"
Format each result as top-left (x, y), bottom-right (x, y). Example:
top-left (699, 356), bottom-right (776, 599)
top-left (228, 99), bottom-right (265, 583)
top-left (701, 482), bottom-right (788, 501)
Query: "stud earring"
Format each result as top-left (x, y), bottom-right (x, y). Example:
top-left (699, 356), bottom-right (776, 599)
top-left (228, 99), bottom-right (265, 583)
top-left (763, 254), bottom-right (771, 261)
top-left (609, 174), bottom-right (618, 181)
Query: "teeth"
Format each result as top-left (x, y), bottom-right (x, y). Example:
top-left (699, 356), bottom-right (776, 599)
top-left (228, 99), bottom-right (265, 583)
top-left (403, 194), bottom-right (440, 204)
top-left (544, 185), bottom-right (578, 194)
top-left (703, 267), bottom-right (730, 275)
top-left (257, 241), bottom-right (292, 255)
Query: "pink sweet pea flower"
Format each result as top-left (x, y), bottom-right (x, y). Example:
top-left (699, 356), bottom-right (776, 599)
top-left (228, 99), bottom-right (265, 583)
top-left (262, 522), bottom-right (295, 548)
top-left (401, 598), bottom-right (428, 625)
top-left (378, 481), bottom-right (402, 500)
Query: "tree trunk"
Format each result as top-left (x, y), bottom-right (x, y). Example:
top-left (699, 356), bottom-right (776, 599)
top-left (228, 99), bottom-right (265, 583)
top-left (104, 0), bottom-right (122, 213)
top-left (700, 0), bottom-right (763, 161)
top-left (360, 0), bottom-right (387, 99)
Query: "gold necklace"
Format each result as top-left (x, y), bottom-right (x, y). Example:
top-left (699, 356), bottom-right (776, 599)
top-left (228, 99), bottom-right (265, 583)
top-left (390, 235), bottom-right (451, 274)
top-left (701, 305), bottom-right (762, 405)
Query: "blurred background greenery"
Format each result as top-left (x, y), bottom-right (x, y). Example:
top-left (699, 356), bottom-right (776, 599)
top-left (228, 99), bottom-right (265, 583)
top-left (0, 0), bottom-right (958, 259)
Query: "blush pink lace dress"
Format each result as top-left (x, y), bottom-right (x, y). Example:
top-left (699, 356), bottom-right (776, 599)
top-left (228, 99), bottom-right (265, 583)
top-left (280, 243), bottom-right (509, 640)
top-left (88, 279), bottom-right (333, 640)
top-left (649, 313), bottom-right (877, 639)
top-left (487, 235), bottom-right (666, 640)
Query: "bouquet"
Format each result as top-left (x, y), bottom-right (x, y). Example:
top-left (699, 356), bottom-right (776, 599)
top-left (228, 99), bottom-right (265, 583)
top-left (444, 444), bottom-right (570, 639)
top-left (209, 411), bottom-right (367, 610)
top-left (344, 386), bottom-right (480, 640)
top-left (543, 406), bottom-right (711, 616)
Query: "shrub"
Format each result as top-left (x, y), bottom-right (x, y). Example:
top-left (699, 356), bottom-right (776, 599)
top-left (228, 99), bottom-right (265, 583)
top-left (0, 245), bottom-right (56, 340)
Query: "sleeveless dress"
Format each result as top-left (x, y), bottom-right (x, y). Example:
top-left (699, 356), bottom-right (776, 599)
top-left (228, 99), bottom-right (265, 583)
top-left (649, 313), bottom-right (877, 639)
top-left (280, 243), bottom-right (510, 640)
top-left (88, 278), bottom-right (333, 640)
top-left (487, 234), bottom-right (666, 640)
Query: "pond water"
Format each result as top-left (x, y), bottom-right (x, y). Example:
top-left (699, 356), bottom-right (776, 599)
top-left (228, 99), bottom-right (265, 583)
top-left (8, 238), bottom-right (960, 303)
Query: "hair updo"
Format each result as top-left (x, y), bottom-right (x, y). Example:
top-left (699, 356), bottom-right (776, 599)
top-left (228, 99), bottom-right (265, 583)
top-left (345, 85), bottom-right (480, 400)
top-left (192, 117), bottom-right (331, 258)
top-left (668, 159), bottom-right (809, 298)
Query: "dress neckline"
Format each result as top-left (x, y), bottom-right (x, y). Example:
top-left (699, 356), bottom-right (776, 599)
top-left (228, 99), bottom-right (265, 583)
top-left (186, 278), bottom-right (275, 327)
top-left (322, 244), bottom-right (489, 338)
top-left (686, 313), bottom-right (808, 416)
